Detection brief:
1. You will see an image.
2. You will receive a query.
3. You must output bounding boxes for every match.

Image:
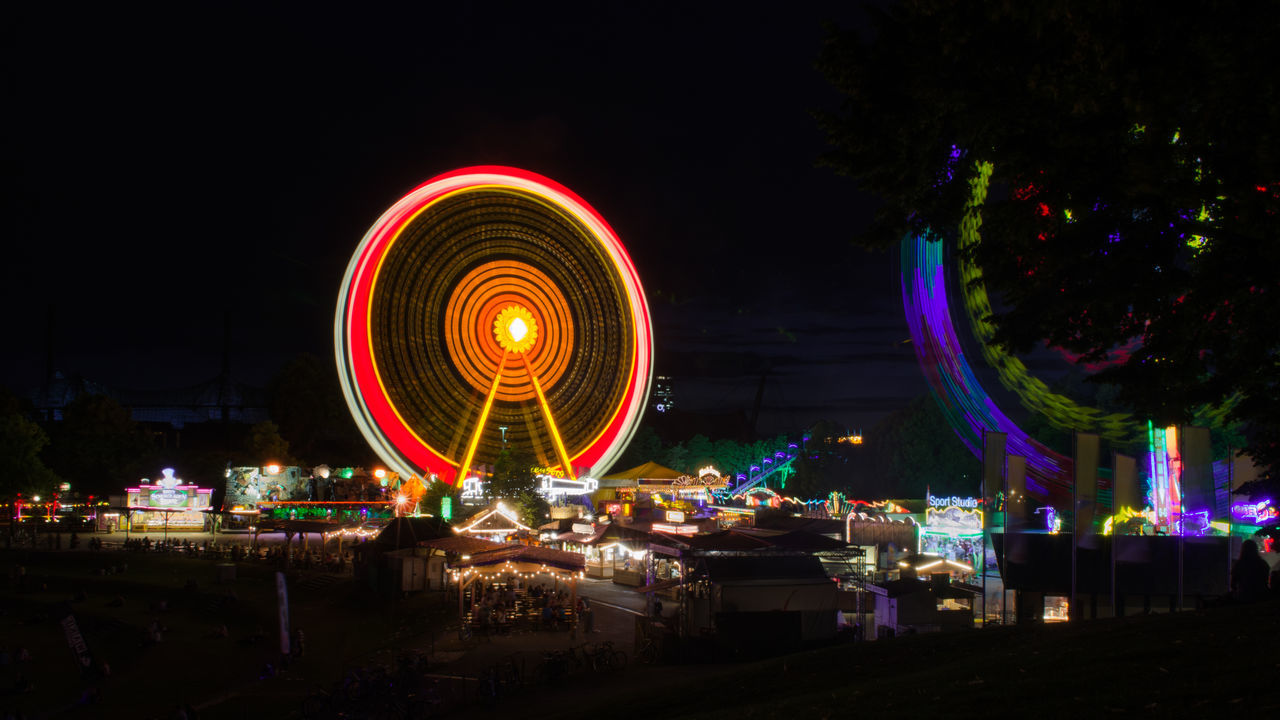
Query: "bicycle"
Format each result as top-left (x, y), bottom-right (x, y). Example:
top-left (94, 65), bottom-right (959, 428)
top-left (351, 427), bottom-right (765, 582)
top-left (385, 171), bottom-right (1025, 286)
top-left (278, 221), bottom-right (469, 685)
top-left (636, 637), bottom-right (658, 664)
top-left (588, 640), bottom-right (628, 672)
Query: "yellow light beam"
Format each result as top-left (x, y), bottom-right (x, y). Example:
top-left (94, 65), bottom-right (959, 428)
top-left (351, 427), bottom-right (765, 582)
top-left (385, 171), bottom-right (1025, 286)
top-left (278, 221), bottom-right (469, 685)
top-left (458, 350), bottom-right (509, 481)
top-left (524, 354), bottom-right (576, 480)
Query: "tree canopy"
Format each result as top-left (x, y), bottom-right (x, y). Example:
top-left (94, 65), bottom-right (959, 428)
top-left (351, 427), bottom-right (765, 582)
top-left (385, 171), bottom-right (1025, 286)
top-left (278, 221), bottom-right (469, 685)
top-left (0, 390), bottom-right (61, 498)
top-left (819, 1), bottom-right (1280, 488)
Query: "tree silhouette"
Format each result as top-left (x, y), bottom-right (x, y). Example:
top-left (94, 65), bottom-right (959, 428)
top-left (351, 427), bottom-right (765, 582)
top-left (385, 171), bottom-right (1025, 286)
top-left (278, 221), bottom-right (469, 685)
top-left (820, 0), bottom-right (1280, 489)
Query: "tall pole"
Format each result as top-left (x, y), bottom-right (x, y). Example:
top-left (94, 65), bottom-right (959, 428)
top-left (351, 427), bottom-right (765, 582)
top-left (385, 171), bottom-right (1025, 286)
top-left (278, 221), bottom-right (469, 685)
top-left (1177, 429), bottom-right (1184, 613)
top-left (1110, 451), bottom-right (1117, 619)
top-left (1071, 433), bottom-right (1078, 622)
top-left (1227, 448), bottom-right (1234, 590)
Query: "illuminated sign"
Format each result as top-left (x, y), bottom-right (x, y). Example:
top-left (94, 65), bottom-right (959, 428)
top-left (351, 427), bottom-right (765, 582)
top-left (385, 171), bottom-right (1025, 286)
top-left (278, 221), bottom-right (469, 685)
top-left (572, 522), bottom-right (595, 535)
top-left (927, 494), bottom-right (978, 509)
top-left (665, 510), bottom-right (685, 523)
top-left (925, 505), bottom-right (983, 533)
top-left (461, 477), bottom-right (486, 503)
top-left (149, 468), bottom-right (189, 507)
top-left (1232, 498), bottom-right (1277, 524)
top-left (651, 523), bottom-right (697, 535)
top-left (536, 474), bottom-right (599, 499)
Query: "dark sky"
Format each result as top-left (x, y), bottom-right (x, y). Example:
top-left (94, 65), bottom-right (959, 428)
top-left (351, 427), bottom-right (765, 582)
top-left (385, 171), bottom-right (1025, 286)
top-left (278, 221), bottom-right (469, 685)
top-left (3, 2), bottom-right (930, 436)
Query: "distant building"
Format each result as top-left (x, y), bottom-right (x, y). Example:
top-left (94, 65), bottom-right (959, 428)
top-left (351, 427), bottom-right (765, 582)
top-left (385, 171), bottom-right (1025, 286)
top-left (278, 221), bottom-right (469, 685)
top-left (30, 370), bottom-right (269, 428)
top-left (650, 375), bottom-right (675, 413)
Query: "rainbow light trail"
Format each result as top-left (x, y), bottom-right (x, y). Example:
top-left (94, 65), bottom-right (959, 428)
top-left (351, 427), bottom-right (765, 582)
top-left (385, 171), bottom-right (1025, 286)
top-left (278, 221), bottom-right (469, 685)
top-left (901, 233), bottom-right (1072, 502)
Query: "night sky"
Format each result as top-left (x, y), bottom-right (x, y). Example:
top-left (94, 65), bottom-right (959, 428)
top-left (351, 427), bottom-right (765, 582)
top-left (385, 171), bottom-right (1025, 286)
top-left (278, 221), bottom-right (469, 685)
top-left (3, 2), bottom-right (934, 437)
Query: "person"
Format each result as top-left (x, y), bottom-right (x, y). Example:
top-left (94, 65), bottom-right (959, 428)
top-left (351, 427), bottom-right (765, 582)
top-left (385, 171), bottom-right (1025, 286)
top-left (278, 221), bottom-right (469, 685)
top-left (581, 597), bottom-right (595, 634)
top-left (1231, 539), bottom-right (1270, 603)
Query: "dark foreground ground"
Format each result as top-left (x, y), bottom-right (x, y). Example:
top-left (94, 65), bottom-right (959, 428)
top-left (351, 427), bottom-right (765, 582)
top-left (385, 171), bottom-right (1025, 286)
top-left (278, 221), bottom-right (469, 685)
top-left (1, 545), bottom-right (1276, 718)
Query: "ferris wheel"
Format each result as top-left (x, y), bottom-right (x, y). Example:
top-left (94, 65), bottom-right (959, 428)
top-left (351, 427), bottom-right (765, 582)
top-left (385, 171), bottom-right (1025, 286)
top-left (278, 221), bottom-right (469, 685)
top-left (335, 167), bottom-right (653, 485)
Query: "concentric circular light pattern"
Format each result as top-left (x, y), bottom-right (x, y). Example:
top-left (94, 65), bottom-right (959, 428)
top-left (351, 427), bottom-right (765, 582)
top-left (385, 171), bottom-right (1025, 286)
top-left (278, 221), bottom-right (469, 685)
top-left (336, 167), bottom-right (652, 485)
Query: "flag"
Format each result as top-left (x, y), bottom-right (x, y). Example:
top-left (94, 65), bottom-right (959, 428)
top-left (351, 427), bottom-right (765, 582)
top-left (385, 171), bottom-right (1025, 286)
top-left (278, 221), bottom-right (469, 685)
top-left (1074, 432), bottom-right (1100, 536)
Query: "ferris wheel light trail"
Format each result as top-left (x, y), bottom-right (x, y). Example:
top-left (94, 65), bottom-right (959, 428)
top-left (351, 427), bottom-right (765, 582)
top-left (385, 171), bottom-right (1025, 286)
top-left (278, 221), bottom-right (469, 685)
top-left (459, 350), bottom-right (510, 483)
top-left (524, 351), bottom-right (576, 476)
top-left (336, 167), bottom-right (652, 485)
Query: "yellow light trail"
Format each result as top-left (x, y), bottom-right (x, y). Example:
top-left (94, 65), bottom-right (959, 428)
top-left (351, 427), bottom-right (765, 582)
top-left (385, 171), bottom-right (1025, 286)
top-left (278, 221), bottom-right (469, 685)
top-left (458, 350), bottom-right (509, 480)
top-left (525, 354), bottom-right (576, 480)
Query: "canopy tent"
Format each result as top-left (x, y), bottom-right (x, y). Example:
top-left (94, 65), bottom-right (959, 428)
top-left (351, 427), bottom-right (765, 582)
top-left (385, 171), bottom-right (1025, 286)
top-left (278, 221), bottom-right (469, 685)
top-left (450, 544), bottom-right (587, 621)
top-left (600, 461), bottom-right (685, 483)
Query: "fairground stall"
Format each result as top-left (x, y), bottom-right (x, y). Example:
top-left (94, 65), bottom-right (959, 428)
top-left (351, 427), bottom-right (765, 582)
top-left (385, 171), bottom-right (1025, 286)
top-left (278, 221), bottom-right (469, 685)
top-left (125, 469), bottom-right (213, 533)
top-left (919, 494), bottom-right (984, 574)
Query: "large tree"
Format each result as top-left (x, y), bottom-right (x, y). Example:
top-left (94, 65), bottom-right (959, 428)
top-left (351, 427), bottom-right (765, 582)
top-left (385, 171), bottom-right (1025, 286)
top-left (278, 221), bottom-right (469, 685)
top-left (0, 391), bottom-right (61, 498)
top-left (268, 353), bottom-right (369, 467)
top-left (819, 1), bottom-right (1280, 488)
top-left (45, 393), bottom-right (155, 496)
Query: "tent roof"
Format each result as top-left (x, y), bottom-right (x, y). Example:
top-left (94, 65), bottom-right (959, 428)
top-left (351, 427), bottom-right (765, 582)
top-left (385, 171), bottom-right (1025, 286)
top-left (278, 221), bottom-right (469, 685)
top-left (451, 544), bottom-right (585, 573)
top-left (374, 516), bottom-right (451, 549)
top-left (600, 461), bottom-right (685, 482)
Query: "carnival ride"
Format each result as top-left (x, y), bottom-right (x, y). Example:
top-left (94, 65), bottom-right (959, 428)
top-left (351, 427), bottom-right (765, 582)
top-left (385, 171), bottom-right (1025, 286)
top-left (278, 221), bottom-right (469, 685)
top-left (336, 167), bottom-right (653, 486)
top-left (904, 160), bottom-right (1237, 527)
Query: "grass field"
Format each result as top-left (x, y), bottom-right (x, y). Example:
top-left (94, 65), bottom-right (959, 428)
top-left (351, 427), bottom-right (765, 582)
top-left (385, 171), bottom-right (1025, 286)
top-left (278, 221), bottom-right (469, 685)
top-left (0, 547), bottom-right (453, 719)
top-left (3, 546), bottom-right (1276, 719)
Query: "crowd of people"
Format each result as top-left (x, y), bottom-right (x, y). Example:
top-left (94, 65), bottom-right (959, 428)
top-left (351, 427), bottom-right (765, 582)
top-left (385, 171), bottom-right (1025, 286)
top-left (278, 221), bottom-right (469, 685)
top-left (469, 578), bottom-right (595, 633)
top-left (110, 536), bottom-right (354, 573)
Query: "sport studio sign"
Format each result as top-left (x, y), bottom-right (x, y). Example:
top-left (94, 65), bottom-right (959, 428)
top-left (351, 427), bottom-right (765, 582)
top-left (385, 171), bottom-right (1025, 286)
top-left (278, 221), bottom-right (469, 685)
top-left (927, 494), bottom-right (978, 509)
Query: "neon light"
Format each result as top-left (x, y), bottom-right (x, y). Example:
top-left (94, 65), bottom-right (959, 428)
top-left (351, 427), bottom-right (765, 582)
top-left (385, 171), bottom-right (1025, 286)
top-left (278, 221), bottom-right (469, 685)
top-left (461, 477), bottom-right (486, 502)
top-left (536, 474), bottom-right (599, 499)
top-left (651, 523), bottom-right (697, 535)
top-left (924, 506), bottom-right (983, 534)
top-left (1147, 422), bottom-right (1183, 530)
top-left (453, 503), bottom-right (532, 535)
top-left (927, 494), bottom-right (978, 509)
top-left (1232, 498), bottom-right (1277, 523)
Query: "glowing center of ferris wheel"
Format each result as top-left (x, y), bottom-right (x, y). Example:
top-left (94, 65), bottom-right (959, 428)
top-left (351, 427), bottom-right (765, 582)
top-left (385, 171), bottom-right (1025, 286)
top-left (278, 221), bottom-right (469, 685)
top-left (493, 305), bottom-right (538, 354)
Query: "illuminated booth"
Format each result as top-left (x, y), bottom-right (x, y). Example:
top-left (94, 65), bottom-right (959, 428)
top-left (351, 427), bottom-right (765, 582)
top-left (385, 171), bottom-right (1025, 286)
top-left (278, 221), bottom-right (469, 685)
top-left (919, 494), bottom-right (984, 576)
top-left (127, 469), bottom-right (212, 532)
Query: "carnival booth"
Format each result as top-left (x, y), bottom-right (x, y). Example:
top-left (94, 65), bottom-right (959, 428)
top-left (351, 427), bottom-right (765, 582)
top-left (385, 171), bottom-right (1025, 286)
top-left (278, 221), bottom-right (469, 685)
top-left (126, 469), bottom-right (213, 532)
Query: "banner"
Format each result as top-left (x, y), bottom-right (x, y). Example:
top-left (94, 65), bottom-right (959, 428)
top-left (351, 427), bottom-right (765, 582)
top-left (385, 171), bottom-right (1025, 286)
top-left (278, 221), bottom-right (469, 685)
top-left (1073, 432), bottom-right (1100, 536)
top-left (982, 431), bottom-right (1007, 528)
top-left (1006, 454), bottom-right (1027, 532)
top-left (59, 606), bottom-right (94, 676)
top-left (1112, 453), bottom-right (1140, 516)
top-left (276, 572), bottom-right (290, 656)
top-left (1179, 426), bottom-right (1213, 525)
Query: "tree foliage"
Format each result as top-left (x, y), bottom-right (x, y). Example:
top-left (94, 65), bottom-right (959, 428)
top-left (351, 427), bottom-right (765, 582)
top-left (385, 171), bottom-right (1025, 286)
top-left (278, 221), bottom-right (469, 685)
top-left (268, 353), bottom-right (369, 467)
top-left (45, 393), bottom-right (154, 496)
top-left (866, 394), bottom-right (980, 498)
top-left (245, 420), bottom-right (296, 466)
top-left (820, 1), bottom-right (1280, 488)
top-left (0, 391), bottom-right (61, 498)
